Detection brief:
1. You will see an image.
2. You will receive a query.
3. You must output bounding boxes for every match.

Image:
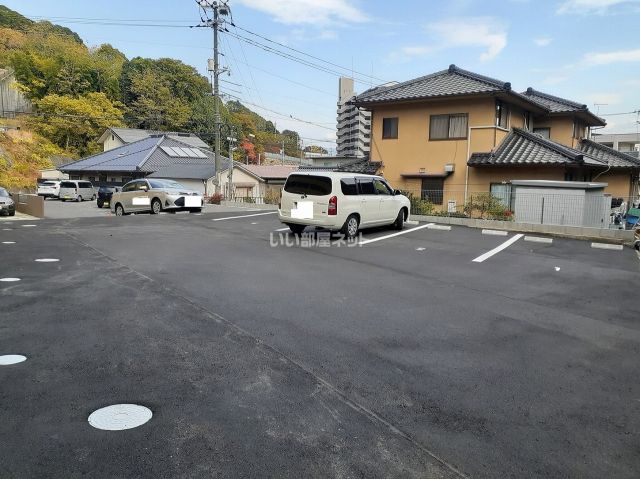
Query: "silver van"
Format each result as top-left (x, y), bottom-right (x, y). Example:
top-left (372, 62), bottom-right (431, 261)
top-left (59, 180), bottom-right (96, 202)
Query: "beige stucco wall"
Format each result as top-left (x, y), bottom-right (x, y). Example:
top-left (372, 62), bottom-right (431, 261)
top-left (102, 135), bottom-right (125, 152)
top-left (217, 168), bottom-right (261, 197)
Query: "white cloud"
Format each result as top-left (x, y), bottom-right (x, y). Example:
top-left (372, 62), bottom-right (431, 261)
top-left (534, 36), bottom-right (552, 46)
top-left (233, 0), bottom-right (368, 25)
top-left (582, 48), bottom-right (640, 65)
top-left (428, 17), bottom-right (507, 61)
top-left (556, 0), bottom-right (637, 15)
top-left (389, 17), bottom-right (507, 62)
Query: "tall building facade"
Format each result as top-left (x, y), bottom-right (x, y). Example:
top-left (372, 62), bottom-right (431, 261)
top-left (336, 77), bottom-right (371, 158)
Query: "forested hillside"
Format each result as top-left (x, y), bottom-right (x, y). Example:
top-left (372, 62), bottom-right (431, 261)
top-left (0, 5), bottom-right (308, 188)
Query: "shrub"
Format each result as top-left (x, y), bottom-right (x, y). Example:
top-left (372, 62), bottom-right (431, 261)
top-left (400, 190), bottom-right (435, 216)
top-left (264, 190), bottom-right (281, 205)
top-left (208, 193), bottom-right (223, 205)
top-left (464, 193), bottom-right (512, 220)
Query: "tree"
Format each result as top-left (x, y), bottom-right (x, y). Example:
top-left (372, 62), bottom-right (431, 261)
top-left (304, 145), bottom-right (328, 154)
top-left (29, 92), bottom-right (124, 155)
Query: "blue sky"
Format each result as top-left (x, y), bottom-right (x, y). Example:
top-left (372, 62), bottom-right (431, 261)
top-left (5, 0), bottom-right (640, 149)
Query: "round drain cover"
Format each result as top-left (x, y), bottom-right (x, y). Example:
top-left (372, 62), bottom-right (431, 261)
top-left (0, 355), bottom-right (27, 365)
top-left (88, 404), bottom-right (152, 431)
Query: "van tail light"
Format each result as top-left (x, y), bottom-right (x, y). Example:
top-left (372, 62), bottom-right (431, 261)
top-left (328, 196), bottom-right (337, 216)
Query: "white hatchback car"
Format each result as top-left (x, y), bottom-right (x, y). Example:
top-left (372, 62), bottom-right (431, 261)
top-left (36, 180), bottom-right (62, 199)
top-left (278, 172), bottom-right (410, 238)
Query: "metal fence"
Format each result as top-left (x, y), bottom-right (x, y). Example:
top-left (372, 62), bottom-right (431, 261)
top-left (403, 189), bottom-right (640, 229)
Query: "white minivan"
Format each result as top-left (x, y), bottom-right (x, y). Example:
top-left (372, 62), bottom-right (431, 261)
top-left (58, 180), bottom-right (96, 202)
top-left (278, 172), bottom-right (410, 238)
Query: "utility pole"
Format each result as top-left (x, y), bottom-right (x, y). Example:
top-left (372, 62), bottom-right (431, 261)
top-left (281, 138), bottom-right (285, 165)
top-left (200, 1), bottom-right (230, 193)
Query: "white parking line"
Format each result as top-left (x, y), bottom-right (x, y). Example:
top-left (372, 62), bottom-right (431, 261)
top-left (275, 227), bottom-right (290, 232)
top-left (472, 234), bottom-right (524, 263)
top-left (212, 212), bottom-right (277, 221)
top-left (359, 223), bottom-right (435, 245)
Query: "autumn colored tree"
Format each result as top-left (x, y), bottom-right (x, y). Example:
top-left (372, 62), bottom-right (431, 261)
top-left (29, 92), bottom-right (124, 155)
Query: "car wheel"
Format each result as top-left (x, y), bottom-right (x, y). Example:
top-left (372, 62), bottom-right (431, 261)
top-left (288, 224), bottom-right (305, 235)
top-left (60, 199), bottom-right (66, 202)
top-left (97, 200), bottom-right (104, 208)
top-left (393, 209), bottom-right (405, 230)
top-left (115, 203), bottom-right (125, 217)
top-left (151, 198), bottom-right (162, 214)
top-left (9, 211), bottom-right (15, 216)
top-left (91, 194), bottom-right (96, 200)
top-left (341, 214), bottom-right (359, 239)
top-left (77, 195), bottom-right (83, 202)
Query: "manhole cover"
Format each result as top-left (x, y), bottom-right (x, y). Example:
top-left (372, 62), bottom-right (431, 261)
top-left (0, 355), bottom-right (27, 365)
top-left (88, 404), bottom-right (152, 431)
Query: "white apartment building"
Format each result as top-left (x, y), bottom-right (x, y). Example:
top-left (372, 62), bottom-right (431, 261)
top-left (336, 77), bottom-right (371, 158)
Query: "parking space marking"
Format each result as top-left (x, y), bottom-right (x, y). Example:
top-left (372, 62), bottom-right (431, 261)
top-left (472, 234), bottom-right (524, 263)
top-left (0, 277), bottom-right (21, 282)
top-left (0, 355), bottom-right (27, 365)
top-left (275, 227), bottom-right (290, 232)
top-left (406, 220), bottom-right (419, 226)
top-left (482, 229), bottom-right (508, 236)
top-left (21, 224), bottom-right (37, 227)
top-left (35, 258), bottom-right (60, 262)
top-left (591, 242), bottom-right (623, 251)
top-left (2, 228), bottom-right (13, 231)
top-left (212, 211), bottom-right (277, 221)
top-left (2, 241), bottom-right (15, 244)
top-left (524, 236), bottom-right (553, 244)
top-left (359, 223), bottom-right (435, 245)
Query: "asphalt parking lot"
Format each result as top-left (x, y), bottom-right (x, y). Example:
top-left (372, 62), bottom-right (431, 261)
top-left (1, 211), bottom-right (639, 478)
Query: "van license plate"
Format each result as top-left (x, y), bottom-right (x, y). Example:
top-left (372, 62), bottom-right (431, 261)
top-left (292, 201), bottom-right (313, 219)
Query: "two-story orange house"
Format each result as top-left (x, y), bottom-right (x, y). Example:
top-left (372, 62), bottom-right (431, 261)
top-left (352, 65), bottom-right (639, 208)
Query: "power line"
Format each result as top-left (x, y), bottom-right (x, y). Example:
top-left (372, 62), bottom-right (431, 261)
top-left (598, 110), bottom-right (639, 116)
top-left (232, 24), bottom-right (385, 83)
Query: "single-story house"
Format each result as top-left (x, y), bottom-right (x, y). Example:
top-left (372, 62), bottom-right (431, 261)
top-left (60, 135), bottom-right (226, 188)
top-left (98, 127), bottom-right (209, 152)
top-left (298, 157), bottom-right (382, 175)
top-left (217, 163), bottom-right (298, 200)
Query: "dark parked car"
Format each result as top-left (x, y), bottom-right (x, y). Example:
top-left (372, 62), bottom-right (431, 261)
top-left (0, 187), bottom-right (16, 216)
top-left (97, 186), bottom-right (120, 208)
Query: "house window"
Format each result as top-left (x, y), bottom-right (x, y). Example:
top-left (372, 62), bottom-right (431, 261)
top-left (573, 121), bottom-right (584, 139)
top-left (99, 175), bottom-right (107, 183)
top-left (110, 177), bottom-right (116, 182)
top-left (382, 117), bottom-right (398, 139)
top-left (421, 178), bottom-right (444, 205)
top-left (70, 175), bottom-right (80, 180)
top-left (523, 112), bottom-right (532, 131)
top-left (533, 127), bottom-right (550, 139)
top-left (490, 183), bottom-right (512, 208)
top-left (429, 114), bottom-right (468, 140)
top-left (495, 100), bottom-right (509, 129)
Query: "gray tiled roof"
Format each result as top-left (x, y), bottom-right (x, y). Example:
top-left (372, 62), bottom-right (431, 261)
top-left (60, 136), bottom-right (225, 174)
top-left (468, 128), bottom-right (609, 167)
top-left (298, 158), bottom-right (381, 175)
top-left (522, 88), bottom-right (606, 126)
top-left (578, 139), bottom-right (640, 168)
top-left (103, 127), bottom-right (210, 149)
top-left (352, 65), bottom-right (543, 112)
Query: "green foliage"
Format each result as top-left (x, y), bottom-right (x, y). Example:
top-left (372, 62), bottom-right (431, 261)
top-left (29, 93), bottom-right (124, 155)
top-left (463, 193), bottom-right (513, 220)
top-left (0, 129), bottom-right (64, 190)
top-left (401, 191), bottom-right (435, 215)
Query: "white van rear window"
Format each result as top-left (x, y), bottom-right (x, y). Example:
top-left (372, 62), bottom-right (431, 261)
top-left (284, 175), bottom-right (332, 196)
